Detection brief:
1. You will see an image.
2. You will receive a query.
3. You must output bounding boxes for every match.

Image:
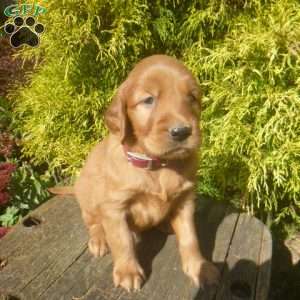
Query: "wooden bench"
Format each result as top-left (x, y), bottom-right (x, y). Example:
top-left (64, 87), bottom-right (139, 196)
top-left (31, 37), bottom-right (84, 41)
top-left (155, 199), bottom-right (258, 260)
top-left (0, 196), bottom-right (272, 300)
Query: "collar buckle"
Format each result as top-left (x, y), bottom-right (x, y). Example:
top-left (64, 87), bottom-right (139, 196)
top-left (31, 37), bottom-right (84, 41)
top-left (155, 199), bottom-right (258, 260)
top-left (146, 159), bottom-right (153, 170)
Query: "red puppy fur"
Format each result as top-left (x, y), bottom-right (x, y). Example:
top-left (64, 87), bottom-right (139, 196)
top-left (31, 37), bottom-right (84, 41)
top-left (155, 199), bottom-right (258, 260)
top-left (54, 55), bottom-right (220, 292)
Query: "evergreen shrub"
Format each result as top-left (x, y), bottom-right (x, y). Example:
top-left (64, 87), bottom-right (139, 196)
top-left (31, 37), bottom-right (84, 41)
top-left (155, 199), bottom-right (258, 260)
top-left (10, 0), bottom-right (300, 231)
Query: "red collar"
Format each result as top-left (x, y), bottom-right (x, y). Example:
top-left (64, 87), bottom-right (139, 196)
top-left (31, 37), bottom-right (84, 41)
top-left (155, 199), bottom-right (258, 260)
top-left (123, 144), bottom-right (167, 170)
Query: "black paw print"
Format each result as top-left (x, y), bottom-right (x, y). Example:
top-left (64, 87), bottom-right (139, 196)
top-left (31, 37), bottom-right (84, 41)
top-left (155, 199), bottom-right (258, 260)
top-left (4, 16), bottom-right (44, 48)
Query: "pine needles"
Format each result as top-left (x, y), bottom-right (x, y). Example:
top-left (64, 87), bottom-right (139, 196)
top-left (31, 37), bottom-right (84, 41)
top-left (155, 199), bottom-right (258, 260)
top-left (8, 0), bottom-right (300, 232)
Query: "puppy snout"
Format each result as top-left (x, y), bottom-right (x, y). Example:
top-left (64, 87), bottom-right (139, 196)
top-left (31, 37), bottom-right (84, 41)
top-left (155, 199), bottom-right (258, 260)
top-left (169, 125), bottom-right (192, 141)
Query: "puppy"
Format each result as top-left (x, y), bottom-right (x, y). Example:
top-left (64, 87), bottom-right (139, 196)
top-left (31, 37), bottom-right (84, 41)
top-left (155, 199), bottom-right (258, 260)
top-left (54, 55), bottom-right (220, 292)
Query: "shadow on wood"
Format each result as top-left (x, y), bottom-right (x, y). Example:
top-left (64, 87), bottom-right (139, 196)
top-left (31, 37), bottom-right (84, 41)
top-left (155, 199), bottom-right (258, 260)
top-left (136, 229), bottom-right (168, 278)
top-left (269, 235), bottom-right (300, 300)
top-left (192, 197), bottom-right (272, 300)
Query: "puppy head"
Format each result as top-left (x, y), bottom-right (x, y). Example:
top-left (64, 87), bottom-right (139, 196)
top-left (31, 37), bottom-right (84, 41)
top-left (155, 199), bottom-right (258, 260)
top-left (105, 55), bottom-right (201, 160)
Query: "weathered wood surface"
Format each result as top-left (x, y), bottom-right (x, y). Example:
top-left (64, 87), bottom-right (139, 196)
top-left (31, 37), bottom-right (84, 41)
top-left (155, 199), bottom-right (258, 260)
top-left (0, 196), bottom-right (272, 300)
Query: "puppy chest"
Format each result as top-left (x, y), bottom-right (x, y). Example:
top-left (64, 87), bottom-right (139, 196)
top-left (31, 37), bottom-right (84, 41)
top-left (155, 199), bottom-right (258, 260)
top-left (128, 195), bottom-right (171, 230)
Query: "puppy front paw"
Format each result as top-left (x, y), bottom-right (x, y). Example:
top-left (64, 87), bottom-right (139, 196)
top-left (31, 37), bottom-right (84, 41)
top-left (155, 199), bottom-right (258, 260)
top-left (113, 260), bottom-right (145, 292)
top-left (183, 257), bottom-right (220, 288)
top-left (88, 237), bottom-right (109, 257)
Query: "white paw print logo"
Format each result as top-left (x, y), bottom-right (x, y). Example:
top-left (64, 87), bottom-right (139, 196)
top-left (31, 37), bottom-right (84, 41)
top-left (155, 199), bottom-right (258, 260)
top-left (4, 16), bottom-right (44, 48)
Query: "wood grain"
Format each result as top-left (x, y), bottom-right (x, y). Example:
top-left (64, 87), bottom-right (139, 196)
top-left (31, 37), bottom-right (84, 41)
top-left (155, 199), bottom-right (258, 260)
top-left (0, 196), bottom-right (272, 300)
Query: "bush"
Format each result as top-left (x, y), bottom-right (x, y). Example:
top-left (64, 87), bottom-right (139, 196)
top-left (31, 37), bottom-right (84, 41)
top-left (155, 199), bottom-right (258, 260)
top-left (0, 161), bottom-right (54, 226)
top-left (10, 0), bottom-right (300, 232)
top-left (0, 96), bottom-right (54, 229)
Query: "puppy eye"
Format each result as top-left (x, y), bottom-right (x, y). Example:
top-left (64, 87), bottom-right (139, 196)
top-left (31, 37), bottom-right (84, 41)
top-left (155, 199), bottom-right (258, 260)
top-left (142, 96), bottom-right (155, 106)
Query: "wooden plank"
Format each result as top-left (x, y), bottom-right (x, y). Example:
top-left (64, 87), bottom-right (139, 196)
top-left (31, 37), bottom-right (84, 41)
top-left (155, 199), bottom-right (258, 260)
top-left (192, 208), bottom-right (240, 300)
top-left (41, 248), bottom-right (115, 300)
top-left (52, 199), bottom-right (236, 300)
top-left (42, 227), bottom-right (190, 300)
top-left (0, 196), bottom-right (271, 300)
top-left (0, 196), bottom-right (88, 299)
top-left (0, 197), bottom-right (237, 300)
top-left (255, 224), bottom-right (272, 300)
top-left (214, 213), bottom-right (271, 300)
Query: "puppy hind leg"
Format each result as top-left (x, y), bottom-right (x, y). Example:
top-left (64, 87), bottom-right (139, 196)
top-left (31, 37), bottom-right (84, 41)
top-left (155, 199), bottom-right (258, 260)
top-left (88, 223), bottom-right (109, 257)
top-left (82, 211), bottom-right (109, 257)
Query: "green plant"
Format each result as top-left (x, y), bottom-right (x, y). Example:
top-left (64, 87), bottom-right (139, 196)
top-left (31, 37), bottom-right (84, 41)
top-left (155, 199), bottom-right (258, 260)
top-left (187, 0), bottom-right (300, 231)
top-left (0, 206), bottom-right (19, 227)
top-left (9, 0), bottom-right (300, 233)
top-left (0, 161), bottom-right (54, 226)
top-left (0, 96), bottom-right (53, 228)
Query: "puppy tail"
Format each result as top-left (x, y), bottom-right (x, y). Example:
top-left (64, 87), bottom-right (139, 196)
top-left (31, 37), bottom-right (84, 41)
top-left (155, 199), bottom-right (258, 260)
top-left (48, 186), bottom-right (75, 195)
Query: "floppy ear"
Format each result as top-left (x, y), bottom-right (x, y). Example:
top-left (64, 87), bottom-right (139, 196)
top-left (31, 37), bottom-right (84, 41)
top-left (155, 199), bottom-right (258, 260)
top-left (104, 82), bottom-right (129, 143)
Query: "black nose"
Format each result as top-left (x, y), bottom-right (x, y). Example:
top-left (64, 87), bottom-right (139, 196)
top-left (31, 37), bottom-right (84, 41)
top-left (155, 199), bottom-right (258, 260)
top-left (169, 125), bottom-right (192, 141)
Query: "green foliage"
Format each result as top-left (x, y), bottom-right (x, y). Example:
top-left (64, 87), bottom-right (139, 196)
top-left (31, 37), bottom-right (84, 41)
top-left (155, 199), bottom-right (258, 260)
top-left (0, 161), bottom-right (54, 226)
top-left (187, 0), bottom-right (300, 231)
top-left (1, 94), bottom-right (53, 227)
top-left (0, 206), bottom-right (19, 227)
top-left (9, 0), bottom-right (300, 232)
